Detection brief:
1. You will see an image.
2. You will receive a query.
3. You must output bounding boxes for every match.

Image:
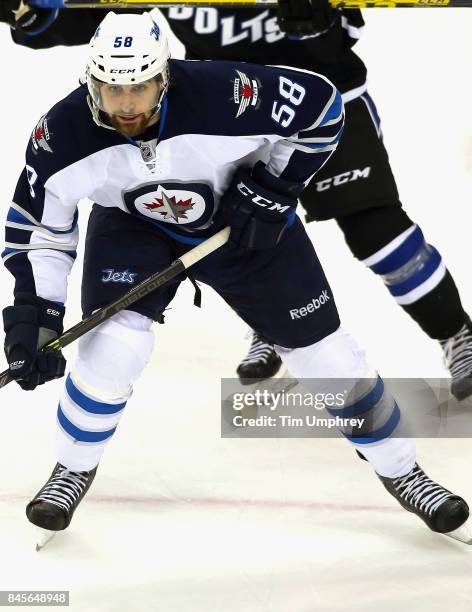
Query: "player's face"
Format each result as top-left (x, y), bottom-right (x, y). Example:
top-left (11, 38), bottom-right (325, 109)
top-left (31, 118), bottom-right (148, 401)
top-left (100, 79), bottom-right (162, 137)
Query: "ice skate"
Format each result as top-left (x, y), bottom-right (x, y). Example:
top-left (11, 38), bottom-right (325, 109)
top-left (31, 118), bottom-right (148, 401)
top-left (440, 315), bottom-right (472, 401)
top-left (237, 331), bottom-right (282, 384)
top-left (378, 463), bottom-right (471, 543)
top-left (26, 463), bottom-right (97, 535)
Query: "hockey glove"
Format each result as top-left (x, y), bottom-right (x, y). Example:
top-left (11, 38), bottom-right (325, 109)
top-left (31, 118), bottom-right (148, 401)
top-left (277, 0), bottom-right (336, 37)
top-left (3, 294), bottom-right (66, 391)
top-left (0, 0), bottom-right (57, 35)
top-left (226, 162), bottom-right (300, 250)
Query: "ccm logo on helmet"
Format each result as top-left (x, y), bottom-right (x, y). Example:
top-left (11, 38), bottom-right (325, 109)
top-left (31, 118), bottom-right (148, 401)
top-left (110, 69), bottom-right (136, 74)
top-left (237, 181), bottom-right (290, 213)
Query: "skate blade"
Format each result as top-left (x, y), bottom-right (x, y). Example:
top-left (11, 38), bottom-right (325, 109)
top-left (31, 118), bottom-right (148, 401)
top-left (444, 521), bottom-right (472, 545)
top-left (35, 528), bottom-right (57, 551)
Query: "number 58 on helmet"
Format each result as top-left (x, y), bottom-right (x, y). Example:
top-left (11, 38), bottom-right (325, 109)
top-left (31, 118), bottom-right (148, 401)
top-left (85, 12), bottom-right (170, 129)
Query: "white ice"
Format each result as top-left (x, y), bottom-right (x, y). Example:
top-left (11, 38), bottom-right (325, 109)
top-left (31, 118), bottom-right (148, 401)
top-left (1, 10), bottom-right (472, 612)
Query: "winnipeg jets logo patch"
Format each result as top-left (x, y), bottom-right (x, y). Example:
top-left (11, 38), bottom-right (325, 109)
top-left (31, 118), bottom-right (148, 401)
top-left (124, 181), bottom-right (215, 229)
top-left (142, 190), bottom-right (195, 223)
top-left (31, 115), bottom-right (53, 154)
top-left (232, 70), bottom-right (261, 118)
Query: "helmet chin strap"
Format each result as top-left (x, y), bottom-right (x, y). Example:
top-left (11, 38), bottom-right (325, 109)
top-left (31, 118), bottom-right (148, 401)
top-left (87, 95), bottom-right (115, 131)
top-left (147, 102), bottom-right (162, 125)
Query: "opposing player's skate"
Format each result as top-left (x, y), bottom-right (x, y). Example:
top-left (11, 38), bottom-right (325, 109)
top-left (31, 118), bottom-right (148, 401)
top-left (237, 331), bottom-right (282, 384)
top-left (378, 463), bottom-right (471, 543)
top-left (440, 315), bottom-right (472, 401)
top-left (27, 462), bottom-right (97, 549)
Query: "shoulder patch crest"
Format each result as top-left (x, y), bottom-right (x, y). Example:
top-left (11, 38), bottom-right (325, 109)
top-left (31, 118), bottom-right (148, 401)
top-left (232, 70), bottom-right (261, 118)
top-left (31, 115), bottom-right (53, 154)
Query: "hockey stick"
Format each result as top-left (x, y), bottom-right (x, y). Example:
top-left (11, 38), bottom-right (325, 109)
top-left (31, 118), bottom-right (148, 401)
top-left (27, 0), bottom-right (472, 8)
top-left (0, 226), bottom-right (230, 390)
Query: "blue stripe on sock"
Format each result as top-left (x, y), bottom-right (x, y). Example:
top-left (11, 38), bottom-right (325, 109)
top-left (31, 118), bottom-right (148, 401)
top-left (345, 403), bottom-right (401, 445)
top-left (57, 404), bottom-right (116, 443)
top-left (325, 376), bottom-right (385, 419)
top-left (66, 375), bottom-right (126, 415)
top-left (370, 226), bottom-right (423, 275)
top-left (388, 247), bottom-right (441, 297)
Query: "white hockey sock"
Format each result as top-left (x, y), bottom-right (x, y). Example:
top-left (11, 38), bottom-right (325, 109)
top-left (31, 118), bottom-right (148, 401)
top-left (276, 328), bottom-right (417, 479)
top-left (351, 437), bottom-right (416, 479)
top-left (56, 311), bottom-right (154, 471)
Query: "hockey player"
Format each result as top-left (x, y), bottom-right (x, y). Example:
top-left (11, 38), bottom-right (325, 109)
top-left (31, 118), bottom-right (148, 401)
top-left (1, 12), bottom-right (469, 542)
top-left (2, 1), bottom-right (471, 399)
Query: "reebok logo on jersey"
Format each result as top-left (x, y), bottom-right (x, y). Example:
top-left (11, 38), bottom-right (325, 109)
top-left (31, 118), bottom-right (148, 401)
top-left (290, 290), bottom-right (330, 320)
top-left (237, 181), bottom-right (290, 213)
top-left (315, 167), bottom-right (371, 192)
top-left (232, 70), bottom-right (261, 118)
top-left (9, 360), bottom-right (25, 370)
top-left (31, 115), bottom-right (52, 154)
top-left (102, 269), bottom-right (137, 284)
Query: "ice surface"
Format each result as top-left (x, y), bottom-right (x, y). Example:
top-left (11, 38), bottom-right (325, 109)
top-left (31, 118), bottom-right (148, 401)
top-left (0, 11), bottom-right (472, 611)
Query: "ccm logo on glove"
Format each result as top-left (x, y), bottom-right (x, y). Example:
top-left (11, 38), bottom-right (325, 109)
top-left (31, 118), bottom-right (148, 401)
top-left (47, 308), bottom-right (61, 317)
top-left (236, 181), bottom-right (292, 214)
top-left (9, 360), bottom-right (26, 370)
top-left (2, 294), bottom-right (66, 391)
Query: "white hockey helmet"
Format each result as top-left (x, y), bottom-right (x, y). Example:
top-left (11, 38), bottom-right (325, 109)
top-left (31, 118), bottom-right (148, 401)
top-left (86, 11), bottom-right (170, 125)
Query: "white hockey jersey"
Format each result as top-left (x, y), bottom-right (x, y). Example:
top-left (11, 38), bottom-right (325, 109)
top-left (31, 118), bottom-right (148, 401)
top-left (3, 59), bottom-right (344, 303)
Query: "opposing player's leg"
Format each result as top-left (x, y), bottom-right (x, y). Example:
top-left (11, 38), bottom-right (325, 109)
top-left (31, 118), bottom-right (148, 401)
top-left (27, 206), bottom-right (183, 532)
top-left (301, 93), bottom-right (472, 400)
top-left (336, 206), bottom-right (472, 399)
top-left (195, 219), bottom-right (469, 538)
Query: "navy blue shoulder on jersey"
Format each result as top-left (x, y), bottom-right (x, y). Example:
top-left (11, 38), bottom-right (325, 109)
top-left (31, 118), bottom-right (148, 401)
top-left (26, 84), bottom-right (126, 184)
top-left (161, 59), bottom-right (338, 140)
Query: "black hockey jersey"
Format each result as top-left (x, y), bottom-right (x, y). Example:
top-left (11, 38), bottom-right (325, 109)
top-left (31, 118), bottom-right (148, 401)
top-left (11, 7), bottom-right (366, 94)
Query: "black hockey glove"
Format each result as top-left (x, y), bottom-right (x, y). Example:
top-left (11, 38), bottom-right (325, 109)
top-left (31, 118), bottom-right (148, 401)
top-left (277, 0), bottom-right (336, 37)
top-left (3, 294), bottom-right (66, 391)
top-left (225, 162), bottom-right (300, 250)
top-left (0, 0), bottom-right (57, 35)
